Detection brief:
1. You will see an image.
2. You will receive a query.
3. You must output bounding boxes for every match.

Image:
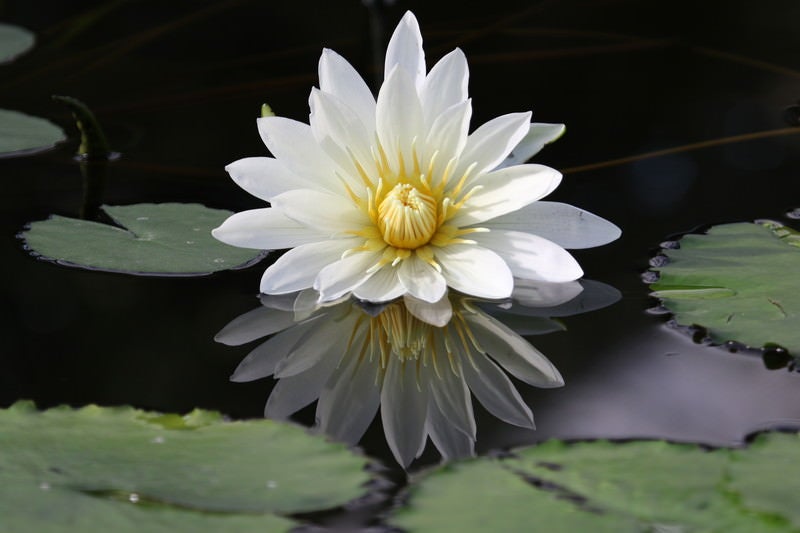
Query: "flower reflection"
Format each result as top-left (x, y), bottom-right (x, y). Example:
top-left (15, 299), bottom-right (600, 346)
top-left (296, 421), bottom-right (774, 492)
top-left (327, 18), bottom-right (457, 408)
top-left (212, 11), bottom-right (620, 305)
top-left (217, 281), bottom-right (619, 467)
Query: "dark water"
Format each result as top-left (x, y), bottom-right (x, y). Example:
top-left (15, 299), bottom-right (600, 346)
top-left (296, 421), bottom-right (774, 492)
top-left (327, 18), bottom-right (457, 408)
top-left (3, 0), bottom-right (800, 525)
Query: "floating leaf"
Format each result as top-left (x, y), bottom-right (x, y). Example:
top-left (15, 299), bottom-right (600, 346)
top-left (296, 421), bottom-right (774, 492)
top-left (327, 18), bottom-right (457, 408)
top-left (1, 402), bottom-right (375, 532)
top-left (0, 22), bottom-right (35, 63)
top-left (21, 203), bottom-right (265, 275)
top-left (389, 433), bottom-right (800, 532)
top-left (0, 108), bottom-right (66, 157)
top-left (649, 222), bottom-right (800, 355)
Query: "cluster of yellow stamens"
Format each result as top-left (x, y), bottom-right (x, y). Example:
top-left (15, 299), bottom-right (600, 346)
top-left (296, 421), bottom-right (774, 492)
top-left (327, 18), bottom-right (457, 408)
top-left (344, 299), bottom-right (486, 385)
top-left (340, 139), bottom-right (487, 272)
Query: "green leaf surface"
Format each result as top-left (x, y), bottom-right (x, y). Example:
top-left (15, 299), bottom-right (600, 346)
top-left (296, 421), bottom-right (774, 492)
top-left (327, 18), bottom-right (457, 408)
top-left (0, 22), bottom-right (35, 63)
top-left (390, 434), bottom-right (799, 532)
top-left (22, 203), bottom-right (264, 275)
top-left (0, 108), bottom-right (66, 157)
top-left (0, 402), bottom-right (374, 532)
top-left (649, 222), bottom-right (800, 355)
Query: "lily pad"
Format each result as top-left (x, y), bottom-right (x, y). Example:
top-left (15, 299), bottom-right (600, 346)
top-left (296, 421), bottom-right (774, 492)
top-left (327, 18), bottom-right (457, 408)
top-left (0, 108), bottom-right (66, 157)
top-left (1, 402), bottom-right (375, 532)
top-left (389, 432), bottom-right (800, 532)
top-left (0, 22), bottom-right (35, 63)
top-left (649, 222), bottom-right (800, 356)
top-left (21, 203), bottom-right (265, 275)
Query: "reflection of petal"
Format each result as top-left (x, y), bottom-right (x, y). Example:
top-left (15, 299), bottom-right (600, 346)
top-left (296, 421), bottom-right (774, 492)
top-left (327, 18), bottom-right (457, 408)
top-left (425, 393), bottom-right (475, 461)
top-left (382, 356), bottom-right (429, 468)
top-left (214, 305), bottom-right (296, 346)
top-left (404, 293), bottom-right (452, 327)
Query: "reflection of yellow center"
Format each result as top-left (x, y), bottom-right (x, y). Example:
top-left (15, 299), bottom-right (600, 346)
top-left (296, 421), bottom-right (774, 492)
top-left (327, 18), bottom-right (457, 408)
top-left (375, 301), bottom-right (431, 361)
top-left (378, 184), bottom-right (438, 249)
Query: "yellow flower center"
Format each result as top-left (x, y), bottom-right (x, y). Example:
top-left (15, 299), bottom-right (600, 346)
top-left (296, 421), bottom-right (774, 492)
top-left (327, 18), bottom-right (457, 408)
top-left (377, 183), bottom-right (438, 249)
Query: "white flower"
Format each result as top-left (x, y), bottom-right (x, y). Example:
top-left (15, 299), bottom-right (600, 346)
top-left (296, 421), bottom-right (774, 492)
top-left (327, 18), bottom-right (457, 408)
top-left (212, 11), bottom-right (620, 304)
top-left (216, 282), bottom-right (620, 467)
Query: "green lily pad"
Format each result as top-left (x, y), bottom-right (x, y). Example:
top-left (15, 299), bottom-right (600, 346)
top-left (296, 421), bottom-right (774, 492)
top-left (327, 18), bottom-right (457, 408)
top-left (1, 402), bottom-right (375, 532)
top-left (21, 203), bottom-right (265, 275)
top-left (389, 433), bottom-right (800, 532)
top-left (649, 222), bottom-right (800, 356)
top-left (0, 108), bottom-right (66, 157)
top-left (0, 22), bottom-right (35, 63)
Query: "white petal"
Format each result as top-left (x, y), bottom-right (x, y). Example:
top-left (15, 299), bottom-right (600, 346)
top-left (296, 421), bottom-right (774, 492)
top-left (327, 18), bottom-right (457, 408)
top-left (398, 254), bottom-right (447, 303)
top-left (316, 327), bottom-right (381, 444)
top-left (314, 251), bottom-right (382, 301)
top-left (425, 395), bottom-right (475, 461)
top-left (450, 164), bottom-right (561, 226)
top-left (230, 317), bottom-right (321, 382)
top-left (319, 48), bottom-right (376, 131)
top-left (274, 315), bottom-right (350, 377)
top-left (270, 189), bottom-right (369, 233)
top-left (436, 244), bottom-right (513, 299)
top-left (497, 123), bottom-right (566, 169)
top-left (403, 293), bottom-right (452, 327)
top-left (309, 88), bottom-right (375, 183)
top-left (352, 265), bottom-right (405, 302)
top-left (225, 157), bottom-right (309, 202)
top-left (212, 208), bottom-right (327, 250)
top-left (421, 48), bottom-right (469, 125)
top-left (381, 357), bottom-right (429, 468)
top-left (260, 238), bottom-right (358, 294)
top-left (385, 11), bottom-right (425, 91)
top-left (466, 310), bottom-right (564, 388)
top-left (461, 350), bottom-right (535, 429)
top-left (472, 230), bottom-right (583, 282)
top-left (256, 116), bottom-right (340, 192)
top-left (456, 111), bottom-right (532, 181)
top-left (424, 99), bottom-right (471, 176)
top-left (481, 201), bottom-right (622, 249)
top-left (376, 66), bottom-right (424, 174)
top-left (510, 279), bottom-right (621, 317)
top-left (264, 325), bottom-right (346, 419)
top-left (214, 306), bottom-right (297, 346)
top-left (428, 360), bottom-right (476, 439)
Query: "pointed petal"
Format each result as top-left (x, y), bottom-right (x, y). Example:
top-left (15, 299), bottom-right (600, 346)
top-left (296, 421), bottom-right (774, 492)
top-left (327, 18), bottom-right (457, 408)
top-left (270, 189), bottom-right (369, 232)
top-left (481, 201), bottom-right (622, 249)
top-left (498, 123), bottom-right (566, 169)
top-left (260, 238), bottom-right (358, 294)
top-left (422, 48), bottom-right (469, 125)
top-left (319, 48), bottom-right (376, 131)
top-left (275, 314), bottom-right (352, 377)
top-left (314, 251), bottom-right (382, 301)
top-left (425, 395), bottom-right (475, 461)
top-left (404, 293), bottom-right (452, 327)
top-left (256, 116), bottom-right (340, 192)
top-left (424, 99), bottom-right (471, 175)
top-left (461, 350), bottom-right (535, 429)
top-left (225, 157), bottom-right (309, 201)
top-left (230, 317), bottom-right (322, 382)
top-left (376, 65), bottom-right (424, 174)
top-left (472, 230), bottom-right (583, 282)
top-left (385, 11), bottom-right (425, 91)
top-left (456, 111), bottom-right (532, 181)
top-left (450, 164), bottom-right (562, 226)
top-left (428, 361), bottom-right (476, 438)
top-left (316, 327), bottom-right (381, 444)
top-left (212, 208), bottom-right (326, 250)
top-left (436, 244), bottom-right (513, 299)
top-left (352, 265), bottom-right (405, 302)
top-left (466, 310), bottom-right (564, 388)
top-left (398, 254), bottom-right (447, 303)
top-left (381, 358), bottom-right (429, 468)
top-left (214, 306), bottom-right (297, 346)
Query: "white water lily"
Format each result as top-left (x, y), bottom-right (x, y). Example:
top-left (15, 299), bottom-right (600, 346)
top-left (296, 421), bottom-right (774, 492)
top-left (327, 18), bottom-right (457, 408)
top-left (216, 282), bottom-right (620, 467)
top-left (213, 11), bottom-right (620, 304)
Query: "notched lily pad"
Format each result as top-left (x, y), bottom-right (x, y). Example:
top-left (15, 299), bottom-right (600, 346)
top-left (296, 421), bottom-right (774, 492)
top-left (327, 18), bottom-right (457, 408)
top-left (21, 203), bottom-right (265, 276)
top-left (0, 108), bottom-right (66, 157)
top-left (0, 22), bottom-right (35, 63)
top-left (0, 401), bottom-right (376, 532)
top-left (389, 432), bottom-right (800, 532)
top-left (649, 221), bottom-right (800, 358)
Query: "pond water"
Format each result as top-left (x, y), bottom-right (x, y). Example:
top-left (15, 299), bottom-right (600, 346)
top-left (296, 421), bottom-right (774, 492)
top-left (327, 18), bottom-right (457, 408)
top-left (3, 0), bottom-right (800, 528)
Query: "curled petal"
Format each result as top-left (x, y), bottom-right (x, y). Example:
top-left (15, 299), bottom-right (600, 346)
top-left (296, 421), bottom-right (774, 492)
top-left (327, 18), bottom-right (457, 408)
top-left (472, 230), bottom-right (583, 282)
top-left (225, 157), bottom-right (309, 201)
top-left (436, 244), bottom-right (513, 299)
top-left (498, 122), bottom-right (566, 169)
top-left (398, 254), bottom-right (447, 303)
top-left (212, 208), bottom-right (327, 250)
top-left (314, 251), bottom-right (382, 301)
top-left (261, 238), bottom-right (359, 295)
top-left (456, 111), bottom-right (532, 182)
